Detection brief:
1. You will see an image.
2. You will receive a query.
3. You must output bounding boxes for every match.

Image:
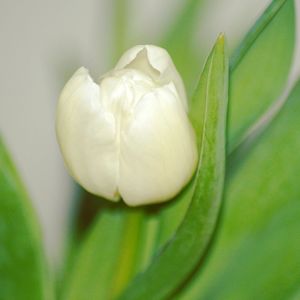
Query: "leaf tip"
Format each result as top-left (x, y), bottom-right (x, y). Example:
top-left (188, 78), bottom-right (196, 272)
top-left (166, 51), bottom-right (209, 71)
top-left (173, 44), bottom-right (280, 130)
top-left (215, 33), bottom-right (226, 57)
top-left (217, 32), bottom-right (225, 44)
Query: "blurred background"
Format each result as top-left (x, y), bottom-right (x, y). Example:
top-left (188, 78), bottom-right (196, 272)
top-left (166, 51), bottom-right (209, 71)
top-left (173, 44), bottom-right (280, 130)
top-left (1, 0), bottom-right (299, 268)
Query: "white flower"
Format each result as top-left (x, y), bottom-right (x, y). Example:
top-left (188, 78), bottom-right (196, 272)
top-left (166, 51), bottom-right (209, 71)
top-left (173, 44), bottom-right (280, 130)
top-left (56, 45), bottom-right (198, 206)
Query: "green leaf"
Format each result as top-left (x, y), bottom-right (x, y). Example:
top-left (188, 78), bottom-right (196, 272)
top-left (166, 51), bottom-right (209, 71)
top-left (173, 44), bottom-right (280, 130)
top-left (0, 137), bottom-right (51, 300)
top-left (176, 80), bottom-right (300, 300)
top-left (155, 0), bottom-right (295, 251)
top-left (113, 0), bottom-right (129, 61)
top-left (155, 28), bottom-right (228, 248)
top-left (162, 0), bottom-right (205, 93)
top-left (119, 34), bottom-right (228, 300)
top-left (62, 205), bottom-right (151, 300)
top-left (65, 1), bottom-right (294, 297)
top-left (229, 0), bottom-right (295, 152)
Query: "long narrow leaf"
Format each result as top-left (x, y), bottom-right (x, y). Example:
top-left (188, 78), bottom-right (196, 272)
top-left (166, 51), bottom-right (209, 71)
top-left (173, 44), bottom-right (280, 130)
top-left (176, 80), bottom-right (300, 300)
top-left (119, 34), bottom-right (228, 300)
top-left (162, 0), bottom-right (205, 93)
top-left (228, 0), bottom-right (295, 151)
top-left (113, 0), bottom-right (129, 61)
top-left (0, 137), bottom-right (51, 300)
top-left (155, 0), bottom-right (295, 251)
top-left (62, 205), bottom-right (147, 300)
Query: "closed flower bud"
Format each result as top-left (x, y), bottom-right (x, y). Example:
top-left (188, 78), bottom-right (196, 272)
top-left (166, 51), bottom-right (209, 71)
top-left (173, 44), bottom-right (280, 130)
top-left (56, 45), bottom-right (198, 206)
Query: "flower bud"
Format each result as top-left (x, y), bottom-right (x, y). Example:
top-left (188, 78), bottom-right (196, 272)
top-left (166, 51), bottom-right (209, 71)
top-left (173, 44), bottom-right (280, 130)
top-left (56, 45), bottom-right (198, 206)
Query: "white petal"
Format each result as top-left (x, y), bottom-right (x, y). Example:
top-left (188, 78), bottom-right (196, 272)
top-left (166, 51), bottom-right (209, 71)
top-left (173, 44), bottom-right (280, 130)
top-left (118, 83), bottom-right (198, 206)
top-left (115, 45), bottom-right (188, 111)
top-left (56, 67), bottom-right (119, 200)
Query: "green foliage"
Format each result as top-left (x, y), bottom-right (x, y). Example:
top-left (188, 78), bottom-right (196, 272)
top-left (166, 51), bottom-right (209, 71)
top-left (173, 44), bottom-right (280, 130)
top-left (162, 0), bottom-right (205, 93)
top-left (0, 0), bottom-right (297, 299)
top-left (177, 79), bottom-right (300, 300)
top-left (155, 0), bottom-right (295, 256)
top-left (0, 137), bottom-right (51, 300)
top-left (63, 207), bottom-right (129, 299)
top-left (62, 206), bottom-right (159, 300)
top-left (61, 0), bottom-right (296, 299)
top-left (63, 34), bottom-right (228, 300)
top-left (113, 0), bottom-right (129, 61)
top-left (228, 0), bottom-right (295, 151)
top-left (119, 34), bottom-right (228, 300)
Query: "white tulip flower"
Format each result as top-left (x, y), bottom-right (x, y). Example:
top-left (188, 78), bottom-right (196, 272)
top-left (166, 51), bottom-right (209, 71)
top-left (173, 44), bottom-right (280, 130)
top-left (56, 45), bottom-right (198, 206)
